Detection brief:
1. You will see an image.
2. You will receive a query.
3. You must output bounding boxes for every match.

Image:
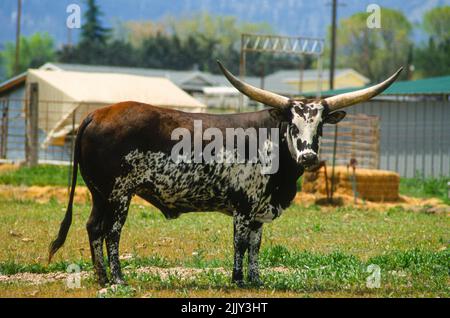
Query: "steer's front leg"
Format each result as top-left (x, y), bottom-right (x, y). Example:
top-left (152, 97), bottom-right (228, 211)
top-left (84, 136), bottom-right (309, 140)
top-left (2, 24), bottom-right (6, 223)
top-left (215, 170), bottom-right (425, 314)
top-left (232, 214), bottom-right (250, 286)
top-left (248, 221), bottom-right (263, 285)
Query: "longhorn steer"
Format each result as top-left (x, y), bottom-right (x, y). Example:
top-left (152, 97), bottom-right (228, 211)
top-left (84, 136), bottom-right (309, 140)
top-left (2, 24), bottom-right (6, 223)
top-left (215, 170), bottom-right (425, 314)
top-left (49, 62), bottom-right (402, 286)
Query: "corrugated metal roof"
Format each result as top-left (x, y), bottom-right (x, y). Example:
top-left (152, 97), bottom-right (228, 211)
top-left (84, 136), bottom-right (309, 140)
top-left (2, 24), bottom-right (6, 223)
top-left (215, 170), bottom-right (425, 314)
top-left (304, 75), bottom-right (450, 97)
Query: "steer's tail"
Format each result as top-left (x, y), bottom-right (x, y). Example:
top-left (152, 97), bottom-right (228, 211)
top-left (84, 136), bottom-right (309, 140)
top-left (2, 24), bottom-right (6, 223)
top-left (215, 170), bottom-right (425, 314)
top-left (48, 114), bottom-right (93, 264)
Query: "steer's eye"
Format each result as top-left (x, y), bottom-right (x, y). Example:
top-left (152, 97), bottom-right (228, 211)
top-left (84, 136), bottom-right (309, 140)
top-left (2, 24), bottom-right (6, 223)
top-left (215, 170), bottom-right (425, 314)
top-left (291, 125), bottom-right (299, 137)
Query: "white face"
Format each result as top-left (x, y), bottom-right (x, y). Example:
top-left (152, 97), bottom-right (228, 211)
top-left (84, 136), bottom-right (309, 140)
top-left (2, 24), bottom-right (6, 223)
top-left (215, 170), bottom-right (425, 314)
top-left (287, 100), bottom-right (325, 168)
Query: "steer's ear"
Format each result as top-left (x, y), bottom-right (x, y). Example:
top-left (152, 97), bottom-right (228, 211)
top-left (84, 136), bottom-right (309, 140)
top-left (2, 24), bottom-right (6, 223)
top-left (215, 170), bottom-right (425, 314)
top-left (324, 111), bottom-right (346, 124)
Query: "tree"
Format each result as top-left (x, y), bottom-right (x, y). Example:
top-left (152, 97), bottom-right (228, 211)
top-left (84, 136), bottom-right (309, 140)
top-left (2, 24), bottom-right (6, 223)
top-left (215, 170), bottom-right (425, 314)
top-left (80, 0), bottom-right (110, 45)
top-left (332, 8), bottom-right (412, 83)
top-left (164, 12), bottom-right (273, 49)
top-left (130, 12), bottom-right (305, 75)
top-left (58, 0), bottom-right (113, 65)
top-left (1, 33), bottom-right (55, 78)
top-left (414, 6), bottom-right (450, 78)
top-left (422, 6), bottom-right (450, 44)
top-left (118, 21), bottom-right (166, 48)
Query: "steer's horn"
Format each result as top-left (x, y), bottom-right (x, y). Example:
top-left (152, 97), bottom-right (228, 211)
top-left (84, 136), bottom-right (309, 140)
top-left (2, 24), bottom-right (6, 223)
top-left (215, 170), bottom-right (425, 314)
top-left (324, 67), bottom-right (403, 111)
top-left (217, 60), bottom-right (290, 109)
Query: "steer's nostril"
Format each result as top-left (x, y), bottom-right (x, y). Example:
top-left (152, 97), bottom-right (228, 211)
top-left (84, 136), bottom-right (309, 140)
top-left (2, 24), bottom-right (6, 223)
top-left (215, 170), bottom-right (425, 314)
top-left (301, 153), bottom-right (318, 166)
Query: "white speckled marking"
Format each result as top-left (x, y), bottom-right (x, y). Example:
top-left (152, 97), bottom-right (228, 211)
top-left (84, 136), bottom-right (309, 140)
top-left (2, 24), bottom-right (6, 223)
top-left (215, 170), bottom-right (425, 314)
top-left (110, 149), bottom-right (283, 223)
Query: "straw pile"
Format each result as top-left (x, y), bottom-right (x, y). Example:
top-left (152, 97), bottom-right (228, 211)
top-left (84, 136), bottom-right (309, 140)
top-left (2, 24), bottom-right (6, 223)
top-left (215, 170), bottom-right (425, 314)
top-left (302, 166), bottom-right (400, 202)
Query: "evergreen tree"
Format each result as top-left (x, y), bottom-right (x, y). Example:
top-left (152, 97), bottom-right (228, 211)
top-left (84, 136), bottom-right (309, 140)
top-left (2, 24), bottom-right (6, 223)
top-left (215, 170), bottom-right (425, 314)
top-left (59, 0), bottom-right (114, 65)
top-left (80, 0), bottom-right (110, 45)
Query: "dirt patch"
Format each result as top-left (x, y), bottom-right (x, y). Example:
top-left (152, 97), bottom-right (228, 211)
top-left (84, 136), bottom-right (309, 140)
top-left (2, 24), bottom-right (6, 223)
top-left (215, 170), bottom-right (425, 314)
top-left (0, 266), bottom-right (292, 286)
top-left (0, 271), bottom-right (92, 285)
top-left (0, 164), bottom-right (19, 173)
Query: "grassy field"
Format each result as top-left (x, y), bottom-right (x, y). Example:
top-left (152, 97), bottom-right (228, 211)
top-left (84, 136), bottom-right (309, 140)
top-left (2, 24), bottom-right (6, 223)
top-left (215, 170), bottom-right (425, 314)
top-left (400, 175), bottom-right (450, 205)
top-left (0, 165), bottom-right (85, 187)
top-left (0, 196), bottom-right (448, 298)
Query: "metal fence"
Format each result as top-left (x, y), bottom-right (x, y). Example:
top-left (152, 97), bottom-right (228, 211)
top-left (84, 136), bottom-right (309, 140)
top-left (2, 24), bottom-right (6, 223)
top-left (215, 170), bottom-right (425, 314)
top-left (0, 97), bottom-right (93, 164)
top-left (0, 98), bottom-right (25, 160)
top-left (320, 114), bottom-right (380, 169)
top-left (344, 98), bottom-right (450, 178)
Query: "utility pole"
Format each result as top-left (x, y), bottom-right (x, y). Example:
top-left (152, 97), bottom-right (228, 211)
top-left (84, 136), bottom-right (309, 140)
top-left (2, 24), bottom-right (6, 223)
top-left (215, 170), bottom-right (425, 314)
top-left (329, 0), bottom-right (338, 203)
top-left (14, 0), bottom-right (22, 75)
top-left (259, 63), bottom-right (265, 90)
top-left (68, 28), bottom-right (73, 47)
top-left (329, 0), bottom-right (337, 91)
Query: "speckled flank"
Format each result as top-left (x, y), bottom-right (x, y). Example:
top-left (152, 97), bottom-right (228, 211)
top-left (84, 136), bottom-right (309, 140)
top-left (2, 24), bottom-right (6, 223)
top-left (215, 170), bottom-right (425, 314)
top-left (110, 149), bottom-right (283, 223)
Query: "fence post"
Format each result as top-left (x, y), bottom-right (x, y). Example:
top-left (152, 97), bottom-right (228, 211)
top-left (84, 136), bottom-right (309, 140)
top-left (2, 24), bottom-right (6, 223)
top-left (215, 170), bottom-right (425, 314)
top-left (26, 83), bottom-right (39, 167)
top-left (0, 99), bottom-right (9, 159)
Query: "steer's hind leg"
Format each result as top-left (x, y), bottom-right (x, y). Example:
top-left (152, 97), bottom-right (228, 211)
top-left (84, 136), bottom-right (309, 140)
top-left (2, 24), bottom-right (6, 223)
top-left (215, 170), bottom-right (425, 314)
top-left (248, 221), bottom-right (263, 285)
top-left (105, 197), bottom-right (131, 285)
top-left (232, 214), bottom-right (250, 286)
top-left (86, 194), bottom-right (109, 286)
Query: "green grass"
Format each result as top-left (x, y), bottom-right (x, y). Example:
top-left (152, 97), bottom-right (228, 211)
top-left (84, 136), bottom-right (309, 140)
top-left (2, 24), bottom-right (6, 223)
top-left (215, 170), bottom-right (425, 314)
top-left (0, 165), bottom-right (84, 187)
top-left (2, 247), bottom-right (447, 297)
top-left (0, 197), bottom-right (448, 297)
top-left (400, 174), bottom-right (449, 204)
top-left (123, 248), bottom-right (449, 296)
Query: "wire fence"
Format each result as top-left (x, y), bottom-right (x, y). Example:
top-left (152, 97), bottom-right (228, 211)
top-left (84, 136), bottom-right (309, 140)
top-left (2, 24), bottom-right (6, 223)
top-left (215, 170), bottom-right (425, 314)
top-left (320, 114), bottom-right (380, 169)
top-left (0, 98), bottom-right (95, 164)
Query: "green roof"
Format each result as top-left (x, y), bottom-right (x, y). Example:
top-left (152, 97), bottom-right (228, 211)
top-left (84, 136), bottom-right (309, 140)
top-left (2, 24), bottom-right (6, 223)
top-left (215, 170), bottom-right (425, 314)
top-left (304, 75), bottom-right (450, 97)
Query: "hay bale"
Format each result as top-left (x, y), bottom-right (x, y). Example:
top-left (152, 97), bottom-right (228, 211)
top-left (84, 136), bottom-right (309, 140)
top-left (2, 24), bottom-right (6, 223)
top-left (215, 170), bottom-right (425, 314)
top-left (302, 166), bottom-right (400, 202)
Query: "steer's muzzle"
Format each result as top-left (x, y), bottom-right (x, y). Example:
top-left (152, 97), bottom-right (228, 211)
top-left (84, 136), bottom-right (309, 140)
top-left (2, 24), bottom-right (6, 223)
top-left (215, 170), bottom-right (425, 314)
top-left (300, 153), bottom-right (319, 170)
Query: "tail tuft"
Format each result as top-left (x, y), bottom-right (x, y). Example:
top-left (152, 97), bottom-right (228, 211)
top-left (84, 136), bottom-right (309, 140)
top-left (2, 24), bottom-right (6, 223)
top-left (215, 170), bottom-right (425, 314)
top-left (48, 205), bottom-right (73, 264)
